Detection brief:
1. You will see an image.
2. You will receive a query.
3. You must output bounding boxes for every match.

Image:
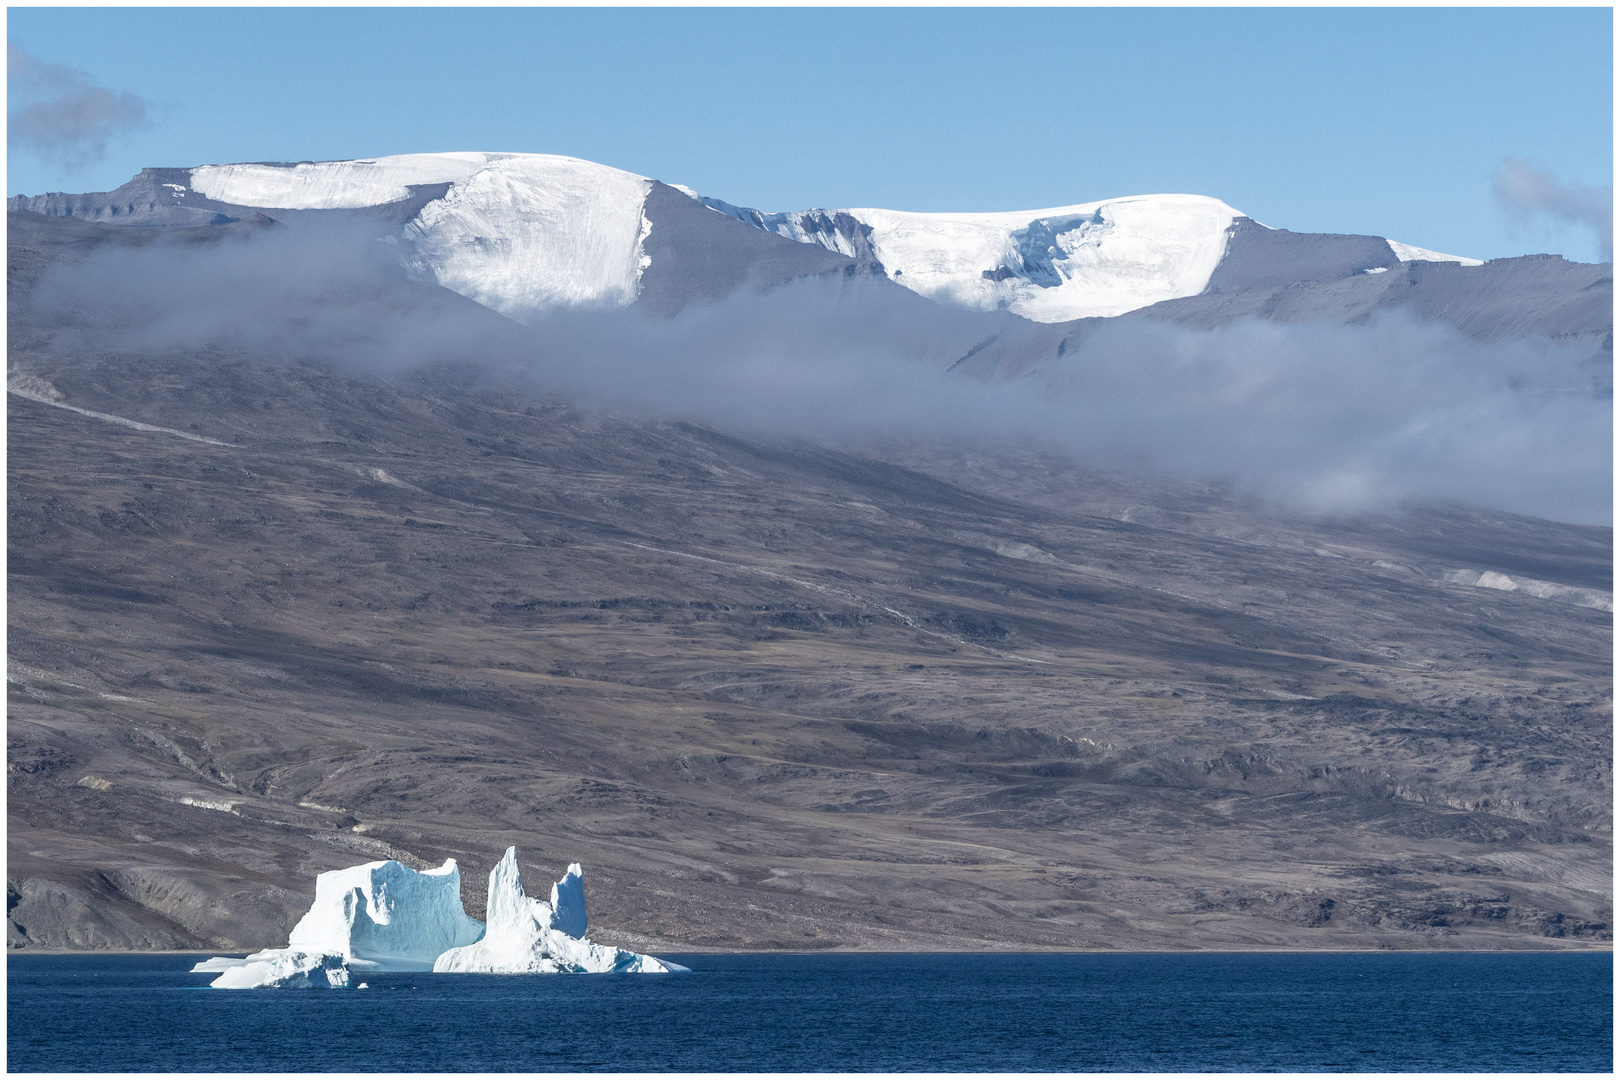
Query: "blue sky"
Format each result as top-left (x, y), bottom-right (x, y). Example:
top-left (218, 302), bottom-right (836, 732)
top-left (7, 7), bottom-right (1613, 262)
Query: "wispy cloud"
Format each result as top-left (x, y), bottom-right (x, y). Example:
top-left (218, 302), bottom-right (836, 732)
top-left (1492, 158), bottom-right (1613, 262)
top-left (526, 285), bottom-right (1612, 525)
top-left (8, 41), bottom-right (150, 171)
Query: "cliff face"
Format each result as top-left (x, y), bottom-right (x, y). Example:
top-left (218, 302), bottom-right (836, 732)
top-left (8, 167), bottom-right (244, 227)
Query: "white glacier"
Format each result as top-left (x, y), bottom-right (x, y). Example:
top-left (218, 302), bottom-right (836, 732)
top-left (394, 156), bottom-right (652, 319)
top-left (190, 153), bottom-right (654, 321)
top-left (180, 154), bottom-right (1245, 322)
top-left (192, 849), bottom-right (681, 987)
top-left (858, 195), bottom-right (1245, 321)
top-left (434, 848), bottom-right (683, 974)
top-left (701, 194), bottom-right (1246, 322)
top-left (183, 151), bottom-right (1483, 325)
top-left (189, 154), bottom-right (490, 210)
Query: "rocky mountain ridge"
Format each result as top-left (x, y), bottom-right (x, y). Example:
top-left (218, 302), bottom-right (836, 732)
top-left (12, 153), bottom-right (1607, 355)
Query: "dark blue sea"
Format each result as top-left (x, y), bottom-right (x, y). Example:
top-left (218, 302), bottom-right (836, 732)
top-left (7, 951), bottom-right (1612, 1072)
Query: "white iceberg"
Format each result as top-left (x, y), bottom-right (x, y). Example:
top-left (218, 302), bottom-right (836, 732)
top-left (205, 949), bottom-right (351, 989)
top-left (192, 849), bottom-right (682, 987)
top-left (434, 848), bottom-right (684, 974)
top-left (193, 856), bottom-right (482, 988)
top-left (284, 856), bottom-right (485, 969)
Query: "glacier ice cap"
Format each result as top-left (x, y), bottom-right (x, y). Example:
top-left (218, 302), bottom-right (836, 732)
top-left (189, 153), bottom-right (655, 321)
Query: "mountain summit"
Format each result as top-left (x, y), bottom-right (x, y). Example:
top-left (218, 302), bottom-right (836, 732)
top-left (11, 151), bottom-right (1506, 327)
top-left (693, 190), bottom-right (1479, 321)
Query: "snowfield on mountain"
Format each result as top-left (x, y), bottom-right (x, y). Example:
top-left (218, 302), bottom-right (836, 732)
top-left (192, 154), bottom-right (655, 318)
top-left (15, 151), bottom-right (1486, 325)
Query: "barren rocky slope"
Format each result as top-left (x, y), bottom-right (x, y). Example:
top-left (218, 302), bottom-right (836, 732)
top-left (7, 224), bottom-right (1611, 954)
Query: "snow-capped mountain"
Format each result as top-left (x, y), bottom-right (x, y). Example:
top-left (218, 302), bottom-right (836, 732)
top-left (193, 154), bottom-right (655, 318)
top-left (694, 192), bottom-right (1480, 322)
top-left (9, 151), bottom-right (1491, 327)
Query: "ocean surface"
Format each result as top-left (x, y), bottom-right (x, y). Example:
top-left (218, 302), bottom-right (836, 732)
top-left (7, 951), bottom-right (1612, 1072)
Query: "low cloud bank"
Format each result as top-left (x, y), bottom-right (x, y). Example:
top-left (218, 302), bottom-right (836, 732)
top-left (25, 222), bottom-right (533, 369)
top-left (27, 226), bottom-right (1613, 526)
top-left (530, 283), bottom-right (1611, 525)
